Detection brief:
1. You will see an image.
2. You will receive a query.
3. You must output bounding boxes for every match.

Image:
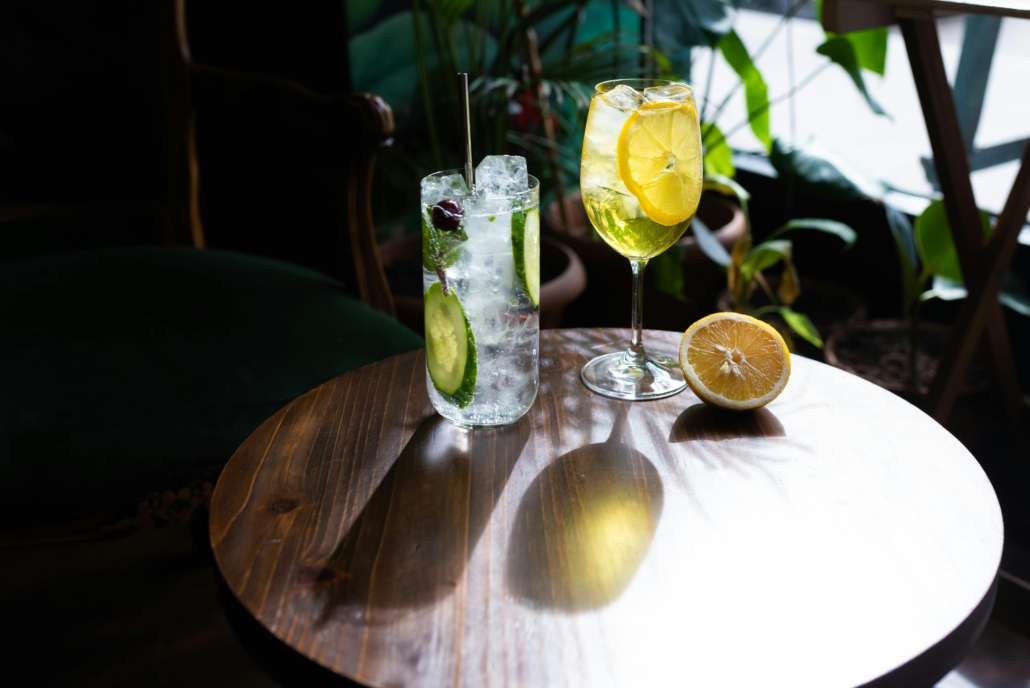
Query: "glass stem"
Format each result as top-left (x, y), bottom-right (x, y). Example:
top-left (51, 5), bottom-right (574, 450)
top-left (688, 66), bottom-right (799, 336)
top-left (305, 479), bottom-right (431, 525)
top-left (629, 259), bottom-right (648, 365)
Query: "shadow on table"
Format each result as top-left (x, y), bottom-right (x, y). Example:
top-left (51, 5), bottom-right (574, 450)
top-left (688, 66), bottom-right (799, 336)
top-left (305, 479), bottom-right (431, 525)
top-left (669, 403), bottom-right (784, 443)
top-left (507, 404), bottom-right (663, 612)
top-left (306, 414), bottom-right (529, 626)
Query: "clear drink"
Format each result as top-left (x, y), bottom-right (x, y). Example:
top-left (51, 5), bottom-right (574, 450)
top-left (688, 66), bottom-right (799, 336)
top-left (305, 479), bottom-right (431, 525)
top-left (421, 157), bottom-right (540, 427)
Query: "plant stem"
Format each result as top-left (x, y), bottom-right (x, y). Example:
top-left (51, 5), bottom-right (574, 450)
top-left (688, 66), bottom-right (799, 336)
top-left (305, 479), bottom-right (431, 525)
top-left (700, 46), bottom-right (717, 123)
top-left (514, 0), bottom-right (569, 231)
top-left (705, 0), bottom-right (811, 127)
top-left (629, 259), bottom-right (648, 365)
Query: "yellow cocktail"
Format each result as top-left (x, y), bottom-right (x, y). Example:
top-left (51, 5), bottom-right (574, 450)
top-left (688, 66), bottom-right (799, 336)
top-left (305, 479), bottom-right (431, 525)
top-left (579, 79), bottom-right (702, 400)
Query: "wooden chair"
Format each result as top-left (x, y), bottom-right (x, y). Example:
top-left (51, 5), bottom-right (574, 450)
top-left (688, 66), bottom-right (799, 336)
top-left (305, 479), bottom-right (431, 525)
top-left (824, 0), bottom-right (1030, 429)
top-left (0, 0), bottom-right (395, 315)
top-left (0, 0), bottom-right (418, 524)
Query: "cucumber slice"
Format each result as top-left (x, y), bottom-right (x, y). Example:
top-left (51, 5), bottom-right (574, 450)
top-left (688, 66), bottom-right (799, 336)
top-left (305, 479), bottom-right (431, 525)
top-left (512, 207), bottom-right (541, 308)
top-left (424, 282), bottom-right (477, 407)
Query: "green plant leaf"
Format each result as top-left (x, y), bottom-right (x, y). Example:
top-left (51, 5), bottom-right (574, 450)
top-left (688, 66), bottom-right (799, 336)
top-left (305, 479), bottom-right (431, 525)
top-left (718, 30), bottom-right (772, 150)
top-left (845, 28), bottom-right (887, 75)
top-left (702, 122), bottom-right (734, 178)
top-left (816, 36), bottom-right (887, 116)
top-left (815, 1), bottom-right (888, 75)
top-left (651, 247), bottom-right (686, 301)
top-left (779, 307), bottom-right (823, 347)
top-left (703, 173), bottom-right (750, 208)
top-left (692, 216), bottom-right (730, 267)
top-left (769, 218), bottom-right (857, 246)
top-left (921, 274), bottom-right (967, 302)
top-left (651, 0), bottom-right (733, 50)
top-left (770, 139), bottom-right (885, 202)
top-left (913, 200), bottom-right (992, 283)
top-left (742, 239), bottom-right (791, 283)
top-left (884, 204), bottom-right (919, 312)
top-left (922, 273), bottom-right (1030, 318)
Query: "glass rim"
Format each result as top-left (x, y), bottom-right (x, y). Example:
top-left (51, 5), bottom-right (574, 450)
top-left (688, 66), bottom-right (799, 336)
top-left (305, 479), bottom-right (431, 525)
top-left (421, 168), bottom-right (540, 199)
top-left (594, 78), bottom-right (693, 94)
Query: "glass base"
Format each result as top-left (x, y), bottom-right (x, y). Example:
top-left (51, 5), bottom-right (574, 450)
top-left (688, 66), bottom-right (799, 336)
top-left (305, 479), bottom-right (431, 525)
top-left (580, 351), bottom-right (687, 401)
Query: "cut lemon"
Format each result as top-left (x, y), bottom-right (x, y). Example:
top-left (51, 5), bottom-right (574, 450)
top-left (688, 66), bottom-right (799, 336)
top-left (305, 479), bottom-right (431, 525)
top-left (617, 99), bottom-right (702, 227)
top-left (679, 312), bottom-right (790, 411)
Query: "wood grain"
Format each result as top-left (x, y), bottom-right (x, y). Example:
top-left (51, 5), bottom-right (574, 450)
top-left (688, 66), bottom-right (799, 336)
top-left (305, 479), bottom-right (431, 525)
top-left (211, 329), bottom-right (1003, 687)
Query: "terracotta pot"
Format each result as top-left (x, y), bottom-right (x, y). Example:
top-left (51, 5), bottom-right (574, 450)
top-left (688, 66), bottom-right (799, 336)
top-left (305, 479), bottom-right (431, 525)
top-left (543, 191), bottom-right (747, 330)
top-left (824, 319), bottom-right (988, 401)
top-left (379, 234), bottom-right (587, 334)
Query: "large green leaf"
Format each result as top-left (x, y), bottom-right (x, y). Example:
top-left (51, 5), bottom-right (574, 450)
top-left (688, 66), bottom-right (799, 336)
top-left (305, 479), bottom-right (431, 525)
top-left (691, 216), bottom-right (731, 267)
top-left (921, 273), bottom-right (1030, 318)
top-left (742, 239), bottom-right (791, 283)
top-left (779, 307), bottom-right (823, 347)
top-left (884, 204), bottom-right (919, 312)
top-left (770, 139), bottom-right (885, 202)
top-left (718, 30), bottom-right (771, 150)
top-left (768, 219), bottom-right (857, 247)
top-left (815, 0), bottom-right (887, 75)
top-left (351, 11), bottom-right (499, 117)
top-left (703, 173), bottom-right (750, 208)
top-left (844, 28), bottom-right (888, 75)
top-left (702, 122), bottom-right (734, 178)
top-left (652, 0), bottom-right (733, 51)
top-left (816, 36), bottom-right (887, 116)
top-left (913, 199), bottom-right (992, 282)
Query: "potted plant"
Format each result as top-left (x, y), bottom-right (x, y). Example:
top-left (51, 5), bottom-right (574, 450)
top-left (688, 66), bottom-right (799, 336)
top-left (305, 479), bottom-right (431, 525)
top-left (697, 176), bottom-right (857, 350)
top-left (541, 0), bottom-right (891, 323)
top-left (826, 199), bottom-right (1029, 398)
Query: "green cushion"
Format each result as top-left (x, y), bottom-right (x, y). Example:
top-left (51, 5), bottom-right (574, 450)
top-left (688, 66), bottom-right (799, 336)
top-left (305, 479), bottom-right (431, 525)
top-left (0, 247), bottom-right (422, 518)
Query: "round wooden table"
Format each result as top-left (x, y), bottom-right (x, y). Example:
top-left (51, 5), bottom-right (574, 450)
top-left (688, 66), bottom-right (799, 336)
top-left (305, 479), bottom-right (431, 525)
top-left (210, 329), bottom-right (1002, 687)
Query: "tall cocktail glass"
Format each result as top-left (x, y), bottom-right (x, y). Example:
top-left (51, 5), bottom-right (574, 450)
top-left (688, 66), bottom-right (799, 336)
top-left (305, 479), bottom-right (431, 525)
top-left (421, 156), bottom-right (540, 426)
top-left (579, 78), bottom-right (702, 400)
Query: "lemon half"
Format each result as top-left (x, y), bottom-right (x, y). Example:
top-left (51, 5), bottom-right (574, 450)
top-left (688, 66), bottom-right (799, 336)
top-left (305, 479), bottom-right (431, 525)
top-left (679, 312), bottom-right (791, 411)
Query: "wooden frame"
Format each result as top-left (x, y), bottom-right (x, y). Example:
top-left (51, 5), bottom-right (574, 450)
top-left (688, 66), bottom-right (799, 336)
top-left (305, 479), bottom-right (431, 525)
top-left (824, 0), bottom-right (1029, 428)
top-left (169, 0), bottom-right (396, 314)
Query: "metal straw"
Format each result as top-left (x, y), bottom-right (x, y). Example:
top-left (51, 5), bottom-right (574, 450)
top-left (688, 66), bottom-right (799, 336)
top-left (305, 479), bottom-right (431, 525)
top-left (459, 72), bottom-right (475, 191)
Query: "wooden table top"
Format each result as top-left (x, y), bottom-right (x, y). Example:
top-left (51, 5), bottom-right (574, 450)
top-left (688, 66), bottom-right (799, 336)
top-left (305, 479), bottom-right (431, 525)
top-left (210, 328), bottom-right (1003, 687)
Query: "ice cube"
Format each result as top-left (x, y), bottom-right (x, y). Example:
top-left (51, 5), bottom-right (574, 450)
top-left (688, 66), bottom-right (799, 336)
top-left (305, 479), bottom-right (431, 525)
top-left (421, 172), bottom-right (470, 207)
top-left (643, 83), bottom-right (693, 103)
top-left (600, 83), bottom-right (643, 111)
top-left (475, 155), bottom-right (528, 197)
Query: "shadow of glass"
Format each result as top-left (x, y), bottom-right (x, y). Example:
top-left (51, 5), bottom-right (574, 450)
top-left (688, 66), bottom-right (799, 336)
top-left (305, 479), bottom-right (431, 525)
top-left (507, 406), bottom-right (663, 612)
top-left (304, 414), bottom-right (529, 626)
top-left (669, 403), bottom-right (784, 443)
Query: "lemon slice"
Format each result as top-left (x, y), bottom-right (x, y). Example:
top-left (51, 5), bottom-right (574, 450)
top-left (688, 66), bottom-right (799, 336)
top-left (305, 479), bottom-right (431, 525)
top-left (617, 100), bottom-right (702, 226)
top-left (679, 312), bottom-right (790, 411)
